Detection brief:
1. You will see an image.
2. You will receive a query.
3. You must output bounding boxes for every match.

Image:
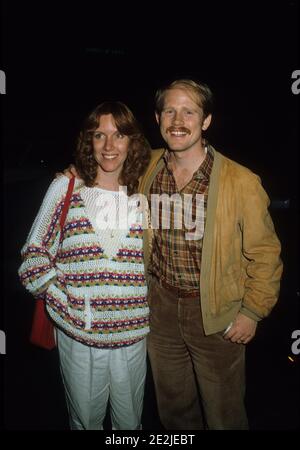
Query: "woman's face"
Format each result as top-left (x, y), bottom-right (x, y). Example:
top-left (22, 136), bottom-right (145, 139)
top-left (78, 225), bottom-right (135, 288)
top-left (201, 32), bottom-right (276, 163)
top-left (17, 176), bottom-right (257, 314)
top-left (93, 114), bottom-right (130, 179)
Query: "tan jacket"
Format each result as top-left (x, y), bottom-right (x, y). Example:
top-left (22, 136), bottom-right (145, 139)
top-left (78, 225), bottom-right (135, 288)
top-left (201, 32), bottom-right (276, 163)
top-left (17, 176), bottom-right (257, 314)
top-left (139, 146), bottom-right (283, 335)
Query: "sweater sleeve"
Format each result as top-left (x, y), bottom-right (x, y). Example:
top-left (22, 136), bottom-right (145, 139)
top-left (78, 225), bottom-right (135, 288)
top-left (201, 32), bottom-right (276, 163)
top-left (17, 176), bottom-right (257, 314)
top-left (18, 176), bottom-right (70, 297)
top-left (239, 173), bottom-right (283, 319)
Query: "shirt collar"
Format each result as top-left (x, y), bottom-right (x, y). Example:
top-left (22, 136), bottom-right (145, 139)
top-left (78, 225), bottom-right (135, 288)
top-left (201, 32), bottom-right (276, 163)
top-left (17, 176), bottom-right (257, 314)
top-left (163, 142), bottom-right (213, 181)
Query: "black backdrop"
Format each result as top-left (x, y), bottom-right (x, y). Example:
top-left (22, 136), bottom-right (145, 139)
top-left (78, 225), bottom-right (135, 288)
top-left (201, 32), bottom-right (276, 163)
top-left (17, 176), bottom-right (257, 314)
top-left (1, 0), bottom-right (299, 431)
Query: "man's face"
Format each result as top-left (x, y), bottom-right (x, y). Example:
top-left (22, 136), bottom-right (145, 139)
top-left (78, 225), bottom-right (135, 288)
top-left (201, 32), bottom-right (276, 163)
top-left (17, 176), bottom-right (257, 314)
top-left (156, 88), bottom-right (211, 153)
top-left (93, 113), bottom-right (130, 178)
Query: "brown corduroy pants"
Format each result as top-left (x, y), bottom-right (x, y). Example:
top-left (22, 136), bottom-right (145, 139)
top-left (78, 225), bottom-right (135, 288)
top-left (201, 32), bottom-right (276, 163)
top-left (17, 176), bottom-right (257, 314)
top-left (147, 277), bottom-right (249, 430)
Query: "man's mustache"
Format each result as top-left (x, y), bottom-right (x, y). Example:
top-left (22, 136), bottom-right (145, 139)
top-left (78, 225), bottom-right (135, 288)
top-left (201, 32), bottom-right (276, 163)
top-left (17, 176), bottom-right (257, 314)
top-left (166, 127), bottom-right (191, 134)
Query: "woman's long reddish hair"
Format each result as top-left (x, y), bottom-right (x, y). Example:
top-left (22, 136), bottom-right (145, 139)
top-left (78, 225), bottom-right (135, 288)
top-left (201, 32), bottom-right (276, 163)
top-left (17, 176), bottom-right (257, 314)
top-left (75, 102), bottom-right (151, 195)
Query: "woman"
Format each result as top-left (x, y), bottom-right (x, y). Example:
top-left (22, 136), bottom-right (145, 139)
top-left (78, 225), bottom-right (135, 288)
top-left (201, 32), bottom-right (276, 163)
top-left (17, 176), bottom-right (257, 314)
top-left (18, 102), bottom-right (151, 430)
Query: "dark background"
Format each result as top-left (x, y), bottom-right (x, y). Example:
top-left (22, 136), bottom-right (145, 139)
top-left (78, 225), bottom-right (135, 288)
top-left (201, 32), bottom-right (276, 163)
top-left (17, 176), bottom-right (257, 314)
top-left (1, 1), bottom-right (299, 430)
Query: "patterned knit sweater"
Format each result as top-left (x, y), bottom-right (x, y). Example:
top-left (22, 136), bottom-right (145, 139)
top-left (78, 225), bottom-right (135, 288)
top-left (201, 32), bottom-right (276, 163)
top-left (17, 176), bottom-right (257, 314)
top-left (19, 176), bottom-right (149, 348)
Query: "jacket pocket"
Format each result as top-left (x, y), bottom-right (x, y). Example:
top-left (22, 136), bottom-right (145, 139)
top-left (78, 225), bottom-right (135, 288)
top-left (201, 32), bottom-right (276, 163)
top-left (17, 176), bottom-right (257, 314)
top-left (215, 272), bottom-right (243, 313)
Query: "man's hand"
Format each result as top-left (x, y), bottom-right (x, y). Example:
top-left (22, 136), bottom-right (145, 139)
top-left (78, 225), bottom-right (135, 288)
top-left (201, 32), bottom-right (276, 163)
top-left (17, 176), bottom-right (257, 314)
top-left (55, 164), bottom-right (81, 180)
top-left (223, 313), bottom-right (257, 345)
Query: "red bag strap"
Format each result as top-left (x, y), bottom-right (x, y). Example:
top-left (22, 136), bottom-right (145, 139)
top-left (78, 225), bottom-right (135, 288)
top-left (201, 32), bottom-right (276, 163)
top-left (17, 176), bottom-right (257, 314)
top-left (59, 176), bottom-right (75, 240)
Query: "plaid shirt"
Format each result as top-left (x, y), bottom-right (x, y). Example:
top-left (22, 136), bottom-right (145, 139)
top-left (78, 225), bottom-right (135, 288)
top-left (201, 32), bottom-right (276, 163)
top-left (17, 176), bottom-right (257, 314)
top-left (149, 145), bottom-right (214, 289)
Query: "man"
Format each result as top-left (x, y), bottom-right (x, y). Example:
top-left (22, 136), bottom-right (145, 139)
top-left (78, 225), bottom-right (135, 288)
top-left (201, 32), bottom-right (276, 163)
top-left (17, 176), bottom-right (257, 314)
top-left (138, 79), bottom-right (283, 430)
top-left (63, 79), bottom-right (282, 430)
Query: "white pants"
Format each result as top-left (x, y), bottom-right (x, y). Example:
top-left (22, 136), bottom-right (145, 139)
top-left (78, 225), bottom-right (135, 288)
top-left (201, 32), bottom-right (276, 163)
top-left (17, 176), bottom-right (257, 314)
top-left (56, 329), bottom-right (147, 430)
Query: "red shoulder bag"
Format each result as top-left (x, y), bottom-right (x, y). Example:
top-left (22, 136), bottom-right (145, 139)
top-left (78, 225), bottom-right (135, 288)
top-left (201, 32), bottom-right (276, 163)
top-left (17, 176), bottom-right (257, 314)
top-left (30, 177), bottom-right (75, 350)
